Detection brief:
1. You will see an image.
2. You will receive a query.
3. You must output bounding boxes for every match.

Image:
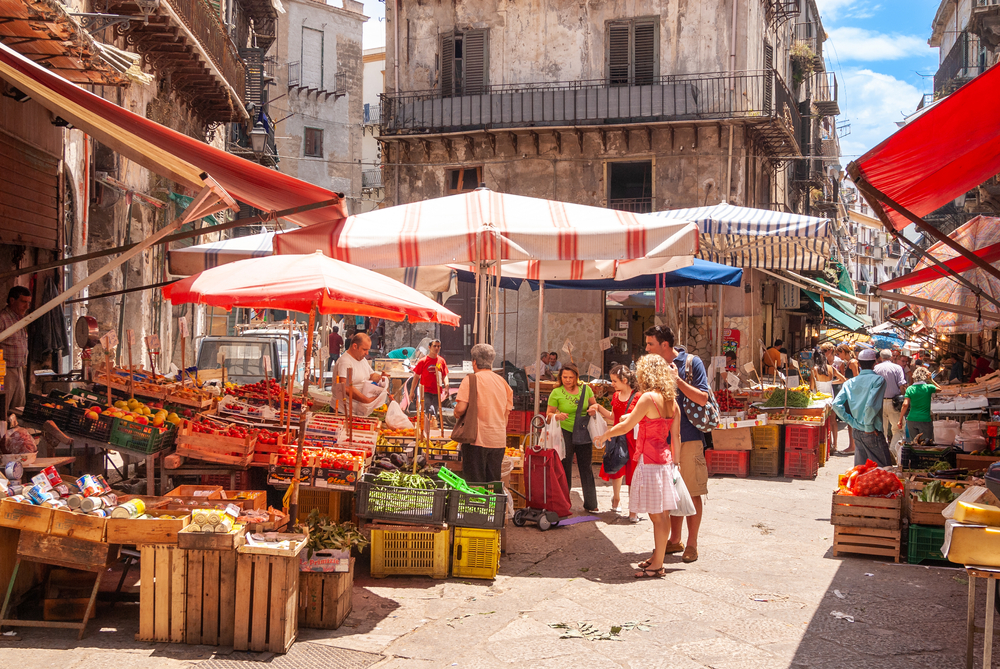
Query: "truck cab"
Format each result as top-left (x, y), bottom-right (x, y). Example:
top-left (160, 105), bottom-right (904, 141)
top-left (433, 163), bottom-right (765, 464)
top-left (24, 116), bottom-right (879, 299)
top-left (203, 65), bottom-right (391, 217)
top-left (196, 336), bottom-right (283, 385)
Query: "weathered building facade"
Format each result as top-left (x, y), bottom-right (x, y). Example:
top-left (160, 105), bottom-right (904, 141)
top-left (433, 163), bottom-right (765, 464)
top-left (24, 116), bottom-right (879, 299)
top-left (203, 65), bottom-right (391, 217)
top-left (378, 0), bottom-right (841, 371)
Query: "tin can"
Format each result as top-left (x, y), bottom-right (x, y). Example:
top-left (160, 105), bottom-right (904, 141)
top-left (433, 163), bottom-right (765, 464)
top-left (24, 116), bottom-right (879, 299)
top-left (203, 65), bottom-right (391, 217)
top-left (7, 495), bottom-right (26, 503)
top-left (27, 485), bottom-right (53, 505)
top-left (95, 475), bottom-right (112, 494)
top-left (8, 483), bottom-right (23, 496)
top-left (3, 461), bottom-right (22, 481)
top-left (54, 484), bottom-right (70, 498)
top-left (81, 494), bottom-right (118, 512)
top-left (67, 494), bottom-right (84, 509)
top-left (41, 465), bottom-right (62, 488)
top-left (90, 509), bottom-right (109, 518)
top-left (31, 473), bottom-right (52, 491)
top-left (42, 499), bottom-right (68, 509)
top-left (76, 474), bottom-right (101, 497)
top-left (110, 499), bottom-right (145, 519)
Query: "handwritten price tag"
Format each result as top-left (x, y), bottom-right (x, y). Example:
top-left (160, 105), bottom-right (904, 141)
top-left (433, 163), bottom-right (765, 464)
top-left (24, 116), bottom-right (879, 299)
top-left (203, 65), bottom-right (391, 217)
top-left (178, 316), bottom-right (189, 339)
top-left (100, 330), bottom-right (118, 351)
top-left (127, 329), bottom-right (135, 346)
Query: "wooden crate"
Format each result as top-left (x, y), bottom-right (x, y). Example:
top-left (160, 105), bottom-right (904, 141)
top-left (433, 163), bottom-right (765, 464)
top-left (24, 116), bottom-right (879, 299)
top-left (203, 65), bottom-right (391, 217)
top-left (178, 525), bottom-right (247, 551)
top-left (17, 531), bottom-right (119, 571)
top-left (49, 509), bottom-right (107, 543)
top-left (175, 423), bottom-right (256, 466)
top-left (830, 493), bottom-right (901, 530)
top-left (233, 542), bottom-right (305, 653)
top-left (832, 526), bottom-right (901, 562)
top-left (137, 544), bottom-right (186, 643)
top-left (298, 559), bottom-right (353, 630)
top-left (956, 453), bottom-right (1000, 472)
top-left (0, 499), bottom-right (54, 534)
top-left (107, 510), bottom-right (191, 545)
top-left (296, 488), bottom-right (354, 524)
top-left (905, 480), bottom-right (966, 527)
top-left (166, 485), bottom-right (222, 499)
top-left (508, 470), bottom-right (526, 510)
top-left (184, 549), bottom-right (238, 646)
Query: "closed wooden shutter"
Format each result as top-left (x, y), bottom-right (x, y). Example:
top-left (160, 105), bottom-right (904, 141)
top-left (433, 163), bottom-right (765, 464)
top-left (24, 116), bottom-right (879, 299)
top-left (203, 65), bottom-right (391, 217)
top-left (0, 131), bottom-right (59, 250)
top-left (607, 22), bottom-right (630, 86)
top-left (440, 32), bottom-right (455, 97)
top-left (301, 27), bottom-right (323, 89)
top-left (763, 42), bottom-right (774, 112)
top-left (463, 30), bottom-right (488, 95)
top-left (633, 20), bottom-right (657, 85)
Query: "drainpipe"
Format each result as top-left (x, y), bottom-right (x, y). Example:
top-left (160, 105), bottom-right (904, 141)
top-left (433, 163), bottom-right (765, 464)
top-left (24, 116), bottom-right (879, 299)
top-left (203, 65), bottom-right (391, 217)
top-left (393, 0), bottom-right (401, 206)
top-left (726, 0), bottom-right (738, 201)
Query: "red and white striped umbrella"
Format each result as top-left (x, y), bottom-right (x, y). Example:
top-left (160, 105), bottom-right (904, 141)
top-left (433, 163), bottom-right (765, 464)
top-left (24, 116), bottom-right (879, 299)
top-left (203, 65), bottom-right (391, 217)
top-left (273, 188), bottom-right (699, 268)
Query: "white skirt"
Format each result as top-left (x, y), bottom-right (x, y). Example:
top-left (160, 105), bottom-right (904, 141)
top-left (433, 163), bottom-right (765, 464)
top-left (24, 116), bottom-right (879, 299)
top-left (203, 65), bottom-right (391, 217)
top-left (629, 455), bottom-right (678, 515)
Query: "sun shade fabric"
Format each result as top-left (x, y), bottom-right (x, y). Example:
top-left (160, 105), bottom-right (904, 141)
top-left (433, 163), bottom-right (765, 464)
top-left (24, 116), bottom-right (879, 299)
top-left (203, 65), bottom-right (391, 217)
top-left (647, 203), bottom-right (832, 271)
top-left (849, 63), bottom-right (1000, 231)
top-left (879, 218), bottom-right (1000, 290)
top-left (822, 327), bottom-right (871, 343)
top-left (803, 290), bottom-right (866, 332)
top-left (272, 188), bottom-right (699, 268)
top-left (894, 215), bottom-right (1000, 333)
top-left (162, 252), bottom-right (460, 326)
top-left (0, 42), bottom-right (346, 226)
top-left (525, 258), bottom-right (743, 291)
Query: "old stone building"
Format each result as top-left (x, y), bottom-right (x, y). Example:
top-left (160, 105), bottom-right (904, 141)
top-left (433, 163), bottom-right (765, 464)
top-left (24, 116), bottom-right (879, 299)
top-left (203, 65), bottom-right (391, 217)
top-left (378, 0), bottom-right (841, 370)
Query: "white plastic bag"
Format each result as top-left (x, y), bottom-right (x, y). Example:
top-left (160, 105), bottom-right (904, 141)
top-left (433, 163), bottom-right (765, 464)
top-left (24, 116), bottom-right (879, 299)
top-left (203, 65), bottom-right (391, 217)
top-left (933, 419), bottom-right (960, 445)
top-left (588, 414), bottom-right (608, 442)
top-left (385, 400), bottom-right (414, 430)
top-left (670, 464), bottom-right (696, 517)
top-left (543, 416), bottom-right (566, 460)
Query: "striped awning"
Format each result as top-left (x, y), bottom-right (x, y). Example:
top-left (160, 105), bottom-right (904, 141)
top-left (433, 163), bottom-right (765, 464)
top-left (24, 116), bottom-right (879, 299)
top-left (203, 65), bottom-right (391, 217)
top-left (647, 203), bottom-right (832, 271)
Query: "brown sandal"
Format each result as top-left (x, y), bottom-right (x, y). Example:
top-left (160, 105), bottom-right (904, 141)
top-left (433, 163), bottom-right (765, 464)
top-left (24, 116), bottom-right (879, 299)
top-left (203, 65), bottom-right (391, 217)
top-left (635, 567), bottom-right (666, 578)
top-left (637, 558), bottom-right (653, 569)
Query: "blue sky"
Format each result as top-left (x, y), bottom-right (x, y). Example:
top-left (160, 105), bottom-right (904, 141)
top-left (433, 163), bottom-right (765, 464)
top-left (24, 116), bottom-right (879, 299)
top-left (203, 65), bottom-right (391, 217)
top-left (357, 0), bottom-right (942, 161)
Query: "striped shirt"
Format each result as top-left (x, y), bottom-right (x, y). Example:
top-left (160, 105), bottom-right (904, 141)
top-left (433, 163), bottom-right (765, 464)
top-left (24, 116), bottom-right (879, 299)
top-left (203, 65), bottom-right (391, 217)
top-left (0, 306), bottom-right (28, 367)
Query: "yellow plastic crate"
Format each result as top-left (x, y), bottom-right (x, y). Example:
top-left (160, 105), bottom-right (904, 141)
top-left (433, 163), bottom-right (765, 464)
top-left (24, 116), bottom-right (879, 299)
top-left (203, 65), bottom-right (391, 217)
top-left (751, 425), bottom-right (780, 450)
top-left (370, 525), bottom-right (449, 579)
top-left (451, 527), bottom-right (500, 580)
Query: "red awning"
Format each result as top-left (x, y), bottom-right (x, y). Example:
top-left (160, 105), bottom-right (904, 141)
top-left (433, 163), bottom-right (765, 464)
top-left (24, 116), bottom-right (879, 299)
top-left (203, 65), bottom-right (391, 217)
top-left (847, 62), bottom-right (1000, 231)
top-left (879, 239), bottom-right (1000, 290)
top-left (0, 42), bottom-right (346, 226)
top-left (888, 306), bottom-right (914, 320)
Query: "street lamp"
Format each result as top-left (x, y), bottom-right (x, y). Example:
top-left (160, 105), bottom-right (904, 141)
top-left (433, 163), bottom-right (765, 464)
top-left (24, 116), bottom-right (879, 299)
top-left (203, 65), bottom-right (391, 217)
top-left (249, 121), bottom-right (267, 157)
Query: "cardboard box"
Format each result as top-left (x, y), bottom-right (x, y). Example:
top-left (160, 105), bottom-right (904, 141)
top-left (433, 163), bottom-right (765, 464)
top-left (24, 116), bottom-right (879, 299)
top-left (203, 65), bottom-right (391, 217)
top-left (300, 548), bottom-right (350, 573)
top-left (711, 426), bottom-right (752, 451)
top-left (312, 467), bottom-right (360, 491)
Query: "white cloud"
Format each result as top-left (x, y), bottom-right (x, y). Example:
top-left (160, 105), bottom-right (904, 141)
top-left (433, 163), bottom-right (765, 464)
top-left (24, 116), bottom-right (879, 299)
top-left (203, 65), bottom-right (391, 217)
top-left (826, 27), bottom-right (933, 61)
top-left (837, 68), bottom-right (926, 159)
top-left (362, 0), bottom-right (386, 49)
top-left (815, 0), bottom-right (861, 21)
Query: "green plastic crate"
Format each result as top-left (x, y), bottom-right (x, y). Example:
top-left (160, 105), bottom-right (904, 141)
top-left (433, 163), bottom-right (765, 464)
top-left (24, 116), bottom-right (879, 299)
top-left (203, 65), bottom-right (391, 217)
top-left (109, 417), bottom-right (177, 454)
top-left (907, 524), bottom-right (955, 565)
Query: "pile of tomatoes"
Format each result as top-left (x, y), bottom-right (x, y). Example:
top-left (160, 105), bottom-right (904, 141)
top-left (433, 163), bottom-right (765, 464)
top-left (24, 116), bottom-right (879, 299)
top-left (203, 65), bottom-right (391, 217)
top-left (838, 460), bottom-right (903, 498)
top-left (271, 445), bottom-right (366, 470)
top-left (256, 429), bottom-right (282, 446)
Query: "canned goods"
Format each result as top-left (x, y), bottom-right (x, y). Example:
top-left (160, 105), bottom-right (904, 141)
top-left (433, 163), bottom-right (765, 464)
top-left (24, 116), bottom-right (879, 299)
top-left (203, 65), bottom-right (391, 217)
top-left (8, 483), bottom-right (23, 496)
top-left (80, 494), bottom-right (118, 512)
top-left (41, 465), bottom-right (62, 488)
top-left (42, 499), bottom-right (68, 509)
top-left (7, 494), bottom-right (26, 503)
top-left (76, 474), bottom-right (102, 497)
top-left (95, 475), bottom-right (112, 494)
top-left (3, 461), bottom-right (22, 481)
top-left (110, 499), bottom-right (145, 519)
top-left (90, 509), bottom-right (109, 518)
top-left (67, 494), bottom-right (84, 509)
top-left (31, 473), bottom-right (52, 491)
top-left (27, 484), bottom-right (53, 505)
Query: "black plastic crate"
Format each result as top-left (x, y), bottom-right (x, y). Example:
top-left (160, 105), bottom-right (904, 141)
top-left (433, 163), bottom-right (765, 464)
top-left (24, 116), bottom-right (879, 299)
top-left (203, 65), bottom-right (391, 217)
top-left (446, 481), bottom-right (506, 530)
top-left (21, 393), bottom-right (73, 428)
top-left (901, 445), bottom-right (958, 470)
top-left (355, 472), bottom-right (449, 526)
top-left (65, 406), bottom-right (114, 442)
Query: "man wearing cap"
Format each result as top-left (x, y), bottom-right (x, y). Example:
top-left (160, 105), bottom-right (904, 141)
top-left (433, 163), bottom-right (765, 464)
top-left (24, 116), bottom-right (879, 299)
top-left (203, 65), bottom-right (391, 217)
top-left (831, 348), bottom-right (893, 466)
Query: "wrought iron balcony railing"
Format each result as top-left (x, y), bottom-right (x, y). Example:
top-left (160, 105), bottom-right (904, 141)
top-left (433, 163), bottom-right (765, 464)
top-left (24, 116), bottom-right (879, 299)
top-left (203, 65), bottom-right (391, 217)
top-left (813, 71), bottom-right (839, 116)
top-left (934, 31), bottom-right (984, 93)
top-left (608, 197), bottom-right (653, 214)
top-left (362, 168), bottom-right (384, 189)
top-left (380, 69), bottom-right (801, 157)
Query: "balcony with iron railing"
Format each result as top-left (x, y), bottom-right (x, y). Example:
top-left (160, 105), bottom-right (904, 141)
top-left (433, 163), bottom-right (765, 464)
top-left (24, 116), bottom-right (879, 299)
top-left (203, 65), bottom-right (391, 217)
top-left (362, 168), bottom-right (384, 189)
top-left (934, 31), bottom-right (984, 94)
top-left (970, 0), bottom-right (1000, 53)
top-left (110, 0), bottom-right (246, 122)
top-left (608, 197), bottom-right (653, 214)
top-left (813, 71), bottom-right (839, 116)
top-left (363, 103), bottom-right (381, 125)
top-left (380, 69), bottom-right (801, 159)
top-left (288, 63), bottom-right (347, 99)
top-left (226, 121), bottom-right (278, 167)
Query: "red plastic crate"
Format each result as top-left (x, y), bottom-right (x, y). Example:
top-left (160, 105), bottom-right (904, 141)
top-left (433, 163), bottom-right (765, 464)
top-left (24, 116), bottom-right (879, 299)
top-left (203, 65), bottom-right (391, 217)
top-left (785, 424), bottom-right (822, 452)
top-left (784, 450), bottom-right (818, 479)
top-left (506, 410), bottom-right (531, 435)
top-left (200, 471), bottom-right (251, 490)
top-left (705, 449), bottom-right (750, 478)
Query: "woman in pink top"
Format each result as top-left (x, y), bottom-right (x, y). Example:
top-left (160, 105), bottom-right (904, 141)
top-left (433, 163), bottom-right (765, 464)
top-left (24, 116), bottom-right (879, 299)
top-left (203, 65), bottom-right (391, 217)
top-left (595, 355), bottom-right (680, 578)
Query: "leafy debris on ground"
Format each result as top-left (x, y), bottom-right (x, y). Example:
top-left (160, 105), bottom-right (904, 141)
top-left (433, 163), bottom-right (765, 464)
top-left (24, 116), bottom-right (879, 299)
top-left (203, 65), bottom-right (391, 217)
top-left (549, 620), bottom-right (652, 641)
top-left (753, 522), bottom-right (774, 535)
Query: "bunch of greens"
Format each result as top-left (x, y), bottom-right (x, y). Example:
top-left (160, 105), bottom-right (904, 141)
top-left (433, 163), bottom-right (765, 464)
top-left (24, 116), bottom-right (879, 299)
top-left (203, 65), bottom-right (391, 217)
top-left (918, 480), bottom-right (957, 504)
top-left (763, 389), bottom-right (811, 408)
top-left (372, 470), bottom-right (436, 489)
top-left (295, 509), bottom-right (369, 558)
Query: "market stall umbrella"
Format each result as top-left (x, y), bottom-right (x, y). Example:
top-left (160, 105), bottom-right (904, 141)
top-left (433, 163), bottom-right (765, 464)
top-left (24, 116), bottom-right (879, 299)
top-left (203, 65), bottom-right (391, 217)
top-left (646, 202), bottom-right (832, 271)
top-left (163, 252), bottom-right (460, 518)
top-left (876, 216), bottom-right (1000, 333)
top-left (272, 187), bottom-right (699, 343)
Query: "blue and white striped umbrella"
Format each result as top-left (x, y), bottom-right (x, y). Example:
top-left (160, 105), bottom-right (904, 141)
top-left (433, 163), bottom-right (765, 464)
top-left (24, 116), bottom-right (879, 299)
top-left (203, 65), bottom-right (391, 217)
top-left (647, 203), bottom-right (832, 271)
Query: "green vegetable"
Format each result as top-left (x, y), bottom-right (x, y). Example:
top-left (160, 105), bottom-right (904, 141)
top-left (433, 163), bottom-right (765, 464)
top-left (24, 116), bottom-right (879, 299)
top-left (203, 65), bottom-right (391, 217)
top-left (918, 481), bottom-right (956, 504)
top-left (294, 509), bottom-right (368, 559)
top-left (763, 389), bottom-right (811, 407)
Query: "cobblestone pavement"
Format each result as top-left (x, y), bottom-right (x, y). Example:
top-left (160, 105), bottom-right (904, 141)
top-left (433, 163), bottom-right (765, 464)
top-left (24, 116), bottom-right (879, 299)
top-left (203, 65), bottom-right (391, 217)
top-left (0, 426), bottom-right (988, 668)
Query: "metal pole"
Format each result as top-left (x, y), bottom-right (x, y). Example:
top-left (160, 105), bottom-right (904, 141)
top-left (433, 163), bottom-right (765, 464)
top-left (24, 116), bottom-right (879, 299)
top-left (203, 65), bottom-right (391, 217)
top-left (288, 305), bottom-right (316, 523)
top-left (534, 280), bottom-right (545, 416)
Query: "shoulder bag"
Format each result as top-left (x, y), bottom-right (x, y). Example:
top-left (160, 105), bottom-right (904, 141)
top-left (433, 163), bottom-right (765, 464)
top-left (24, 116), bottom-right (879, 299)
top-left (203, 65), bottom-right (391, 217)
top-left (680, 355), bottom-right (721, 433)
top-left (451, 374), bottom-right (478, 444)
top-left (602, 392), bottom-right (638, 475)
top-left (571, 385), bottom-right (593, 445)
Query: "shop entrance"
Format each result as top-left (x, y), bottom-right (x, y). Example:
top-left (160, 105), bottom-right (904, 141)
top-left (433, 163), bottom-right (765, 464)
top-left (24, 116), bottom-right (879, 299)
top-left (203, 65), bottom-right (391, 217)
top-left (604, 292), bottom-right (655, 373)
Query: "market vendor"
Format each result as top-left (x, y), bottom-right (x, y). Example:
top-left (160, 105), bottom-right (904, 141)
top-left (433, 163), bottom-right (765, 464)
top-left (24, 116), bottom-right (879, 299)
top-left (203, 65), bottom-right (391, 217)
top-left (334, 333), bottom-right (388, 408)
top-left (763, 340), bottom-right (783, 376)
top-left (0, 286), bottom-right (30, 416)
top-left (409, 339), bottom-right (448, 435)
top-left (831, 348), bottom-right (892, 467)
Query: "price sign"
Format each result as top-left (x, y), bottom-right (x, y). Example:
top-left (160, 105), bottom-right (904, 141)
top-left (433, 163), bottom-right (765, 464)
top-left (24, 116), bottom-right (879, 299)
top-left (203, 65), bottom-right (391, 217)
top-left (587, 363), bottom-right (602, 379)
top-left (599, 337), bottom-right (612, 351)
top-left (562, 338), bottom-right (574, 354)
top-left (144, 335), bottom-right (160, 351)
top-left (100, 330), bottom-right (118, 351)
top-left (178, 316), bottom-right (189, 339)
top-left (126, 329), bottom-right (135, 346)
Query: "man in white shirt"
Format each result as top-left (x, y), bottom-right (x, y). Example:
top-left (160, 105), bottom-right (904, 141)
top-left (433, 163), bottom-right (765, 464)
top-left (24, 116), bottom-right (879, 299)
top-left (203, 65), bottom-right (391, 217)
top-left (333, 333), bottom-right (387, 411)
top-left (874, 349), bottom-right (907, 453)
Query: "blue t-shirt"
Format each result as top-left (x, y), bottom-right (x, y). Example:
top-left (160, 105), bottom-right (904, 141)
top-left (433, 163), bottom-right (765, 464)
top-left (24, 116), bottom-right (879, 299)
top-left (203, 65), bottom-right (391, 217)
top-left (673, 347), bottom-right (710, 444)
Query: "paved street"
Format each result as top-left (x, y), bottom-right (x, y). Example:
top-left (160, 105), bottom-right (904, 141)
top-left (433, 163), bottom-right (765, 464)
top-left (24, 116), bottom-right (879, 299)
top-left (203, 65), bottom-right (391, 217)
top-left (0, 428), bottom-right (986, 668)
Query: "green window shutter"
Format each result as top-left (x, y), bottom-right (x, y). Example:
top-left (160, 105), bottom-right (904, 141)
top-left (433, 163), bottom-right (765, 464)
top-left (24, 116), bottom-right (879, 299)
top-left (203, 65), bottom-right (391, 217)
top-left (463, 29), bottom-right (488, 95)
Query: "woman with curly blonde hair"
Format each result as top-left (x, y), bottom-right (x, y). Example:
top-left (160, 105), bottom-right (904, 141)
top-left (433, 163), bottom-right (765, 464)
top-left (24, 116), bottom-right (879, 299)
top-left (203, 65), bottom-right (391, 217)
top-left (595, 355), bottom-right (681, 578)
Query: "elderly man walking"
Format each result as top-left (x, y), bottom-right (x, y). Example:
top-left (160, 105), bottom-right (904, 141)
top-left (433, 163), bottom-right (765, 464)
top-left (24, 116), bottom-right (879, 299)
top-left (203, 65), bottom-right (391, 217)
top-left (832, 348), bottom-right (893, 466)
top-left (874, 349), bottom-right (907, 453)
top-left (453, 343), bottom-right (513, 483)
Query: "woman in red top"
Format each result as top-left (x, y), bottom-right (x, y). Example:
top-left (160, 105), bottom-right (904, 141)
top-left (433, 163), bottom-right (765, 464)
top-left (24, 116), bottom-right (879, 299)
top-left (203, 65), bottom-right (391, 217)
top-left (589, 365), bottom-right (640, 521)
top-left (596, 355), bottom-right (680, 578)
